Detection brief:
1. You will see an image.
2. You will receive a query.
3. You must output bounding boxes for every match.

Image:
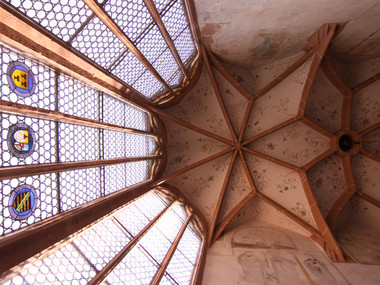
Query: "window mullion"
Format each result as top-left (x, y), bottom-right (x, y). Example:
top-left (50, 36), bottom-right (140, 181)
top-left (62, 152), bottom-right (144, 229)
top-left (87, 199), bottom-right (175, 285)
top-left (190, 235), bottom-right (206, 285)
top-left (99, 91), bottom-right (105, 197)
top-left (0, 5), bottom-right (149, 103)
top-left (0, 99), bottom-right (157, 137)
top-left (0, 156), bottom-right (159, 181)
top-left (66, 13), bottom-right (97, 45)
top-left (181, 0), bottom-right (201, 52)
top-left (54, 71), bottom-right (62, 214)
top-left (82, 0), bottom-right (172, 92)
top-left (150, 211), bottom-right (193, 285)
top-left (71, 242), bottom-right (101, 275)
top-left (66, 0), bottom-right (115, 47)
top-left (143, 0), bottom-right (188, 80)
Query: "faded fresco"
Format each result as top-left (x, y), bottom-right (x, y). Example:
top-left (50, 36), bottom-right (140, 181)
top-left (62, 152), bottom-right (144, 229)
top-left (203, 224), bottom-right (354, 285)
top-left (337, 226), bottom-right (380, 264)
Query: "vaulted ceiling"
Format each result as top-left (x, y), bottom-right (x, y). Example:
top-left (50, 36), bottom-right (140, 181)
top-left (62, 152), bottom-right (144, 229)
top-left (0, 0), bottom-right (378, 275)
top-left (155, 21), bottom-right (380, 263)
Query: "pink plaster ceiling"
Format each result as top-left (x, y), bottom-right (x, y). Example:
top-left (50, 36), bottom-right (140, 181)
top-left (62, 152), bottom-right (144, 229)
top-left (157, 24), bottom-right (380, 263)
top-left (249, 121), bottom-right (331, 168)
top-left (194, 0), bottom-right (380, 67)
top-left (304, 68), bottom-right (343, 133)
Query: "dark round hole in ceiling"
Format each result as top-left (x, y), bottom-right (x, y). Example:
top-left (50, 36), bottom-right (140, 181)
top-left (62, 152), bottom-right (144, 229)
top-left (339, 134), bottom-right (353, 151)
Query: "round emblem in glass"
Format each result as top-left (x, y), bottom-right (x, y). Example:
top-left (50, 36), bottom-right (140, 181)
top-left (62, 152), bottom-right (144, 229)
top-left (7, 123), bottom-right (36, 158)
top-left (9, 184), bottom-right (38, 220)
top-left (6, 61), bottom-right (36, 97)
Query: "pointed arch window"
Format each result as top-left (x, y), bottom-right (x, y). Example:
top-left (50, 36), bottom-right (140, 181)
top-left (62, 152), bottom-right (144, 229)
top-left (0, 43), bottom-right (162, 236)
top-left (0, 189), bottom-right (204, 285)
top-left (0, 0), bottom-right (200, 102)
top-left (0, 0), bottom-right (205, 282)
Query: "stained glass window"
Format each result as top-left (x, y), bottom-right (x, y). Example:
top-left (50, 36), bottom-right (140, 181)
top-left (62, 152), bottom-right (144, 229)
top-left (2, 0), bottom-right (197, 100)
top-left (0, 43), bottom-right (158, 237)
top-left (0, 190), bottom-right (203, 285)
top-left (0, 0), bottom-right (202, 283)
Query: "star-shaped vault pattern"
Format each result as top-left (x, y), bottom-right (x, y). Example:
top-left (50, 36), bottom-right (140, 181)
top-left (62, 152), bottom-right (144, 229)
top-left (151, 23), bottom-right (380, 263)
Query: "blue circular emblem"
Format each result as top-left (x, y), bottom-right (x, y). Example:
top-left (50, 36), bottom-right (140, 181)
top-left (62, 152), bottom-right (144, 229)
top-left (9, 184), bottom-right (38, 220)
top-left (7, 123), bottom-right (36, 158)
top-left (6, 61), bottom-right (36, 97)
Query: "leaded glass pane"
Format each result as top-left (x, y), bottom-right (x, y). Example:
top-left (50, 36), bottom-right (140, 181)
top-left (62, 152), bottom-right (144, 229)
top-left (115, 203), bottom-right (150, 237)
top-left (59, 167), bottom-right (101, 211)
top-left (1, 45), bottom-right (56, 110)
top-left (138, 203), bottom-right (185, 265)
top-left (132, 69), bottom-right (165, 99)
top-left (104, 163), bottom-right (127, 195)
top-left (164, 224), bottom-right (202, 284)
top-left (153, 0), bottom-right (171, 14)
top-left (105, 244), bottom-right (159, 285)
top-left (1, 189), bottom-right (202, 284)
top-left (102, 95), bottom-right (151, 131)
top-left (171, 202), bottom-right (188, 223)
top-left (155, 206), bottom-right (184, 243)
top-left (102, 0), bottom-right (153, 44)
top-left (165, 248), bottom-right (194, 285)
top-left (176, 225), bottom-right (202, 265)
top-left (159, 0), bottom-right (196, 65)
top-left (174, 27), bottom-right (196, 64)
top-left (139, 225), bottom-right (172, 264)
top-left (160, 273), bottom-right (178, 285)
top-left (13, 243), bottom-right (97, 284)
top-left (71, 16), bottom-right (126, 69)
top-left (58, 74), bottom-right (99, 121)
top-left (1, 0), bottom-right (198, 100)
top-left (134, 190), bottom-right (167, 221)
top-left (125, 104), bottom-right (151, 132)
top-left (168, 68), bottom-right (182, 87)
top-left (104, 130), bottom-right (126, 159)
top-left (0, 114), bottom-right (57, 166)
top-left (153, 48), bottom-right (180, 83)
top-left (0, 173), bottom-right (58, 236)
top-left (111, 52), bottom-right (148, 89)
top-left (2, 0), bottom-right (93, 42)
top-left (103, 95), bottom-right (125, 127)
top-left (0, 29), bottom-right (158, 239)
top-left (125, 160), bottom-right (151, 186)
top-left (160, 0), bottom-right (188, 41)
top-left (136, 25), bottom-right (168, 64)
top-left (74, 218), bottom-right (132, 271)
top-left (115, 191), bottom-right (166, 236)
top-left (58, 123), bottom-right (99, 162)
top-left (125, 134), bottom-right (156, 157)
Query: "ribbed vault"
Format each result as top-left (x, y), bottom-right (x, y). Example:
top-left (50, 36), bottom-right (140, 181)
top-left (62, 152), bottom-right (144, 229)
top-left (153, 23), bottom-right (380, 263)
